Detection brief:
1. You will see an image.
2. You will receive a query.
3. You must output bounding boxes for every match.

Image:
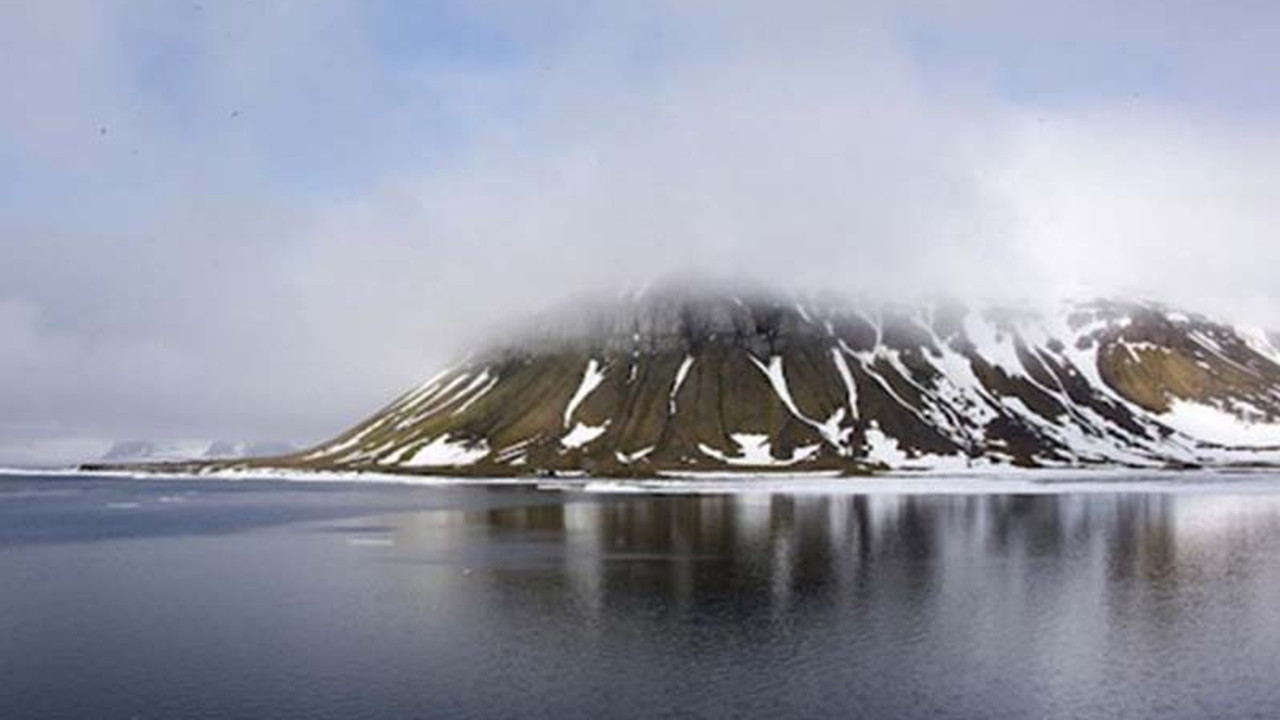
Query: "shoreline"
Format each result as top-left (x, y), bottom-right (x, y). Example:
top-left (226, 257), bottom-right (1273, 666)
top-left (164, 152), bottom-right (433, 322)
top-left (5, 464), bottom-right (1280, 496)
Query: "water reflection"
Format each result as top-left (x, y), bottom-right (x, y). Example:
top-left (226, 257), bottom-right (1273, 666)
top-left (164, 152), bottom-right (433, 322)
top-left (424, 493), bottom-right (1280, 612)
top-left (372, 492), bottom-right (1280, 718)
top-left (7, 480), bottom-right (1280, 719)
top-left (380, 494), bottom-right (1280, 638)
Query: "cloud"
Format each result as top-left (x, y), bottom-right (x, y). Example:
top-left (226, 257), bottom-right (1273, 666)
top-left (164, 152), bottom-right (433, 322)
top-left (1, 1), bottom-right (1278, 462)
top-left (994, 107), bottom-right (1280, 322)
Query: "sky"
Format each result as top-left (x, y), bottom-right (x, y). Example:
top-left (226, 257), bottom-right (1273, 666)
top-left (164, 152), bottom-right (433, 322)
top-left (2, 0), bottom-right (1279, 464)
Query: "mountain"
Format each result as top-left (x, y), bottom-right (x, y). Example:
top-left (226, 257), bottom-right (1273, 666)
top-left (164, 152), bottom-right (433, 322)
top-left (181, 286), bottom-right (1280, 475)
top-left (101, 440), bottom-right (298, 463)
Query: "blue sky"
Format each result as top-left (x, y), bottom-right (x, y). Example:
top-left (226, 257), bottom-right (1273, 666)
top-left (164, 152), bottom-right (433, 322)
top-left (2, 0), bottom-right (1279, 463)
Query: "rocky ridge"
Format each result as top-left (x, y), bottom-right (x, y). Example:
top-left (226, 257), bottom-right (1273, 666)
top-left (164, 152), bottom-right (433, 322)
top-left (218, 287), bottom-right (1280, 476)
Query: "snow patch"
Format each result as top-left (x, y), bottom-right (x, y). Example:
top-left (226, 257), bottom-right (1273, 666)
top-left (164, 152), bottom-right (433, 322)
top-left (1161, 401), bottom-right (1280, 447)
top-left (562, 422), bottom-right (609, 450)
top-left (616, 446), bottom-right (656, 464)
top-left (404, 435), bottom-right (490, 467)
top-left (750, 354), bottom-right (844, 448)
top-left (830, 347), bottom-right (859, 421)
top-left (669, 355), bottom-right (694, 415)
top-left (450, 371), bottom-right (498, 416)
top-left (862, 423), bottom-right (907, 466)
top-left (964, 311), bottom-right (1027, 379)
top-left (564, 359), bottom-right (606, 427)
top-left (494, 439), bottom-right (536, 465)
top-left (398, 372), bottom-right (473, 425)
top-left (862, 422), bottom-right (971, 470)
top-left (309, 422), bottom-right (381, 460)
top-left (1238, 326), bottom-right (1280, 366)
top-left (699, 434), bottom-right (819, 467)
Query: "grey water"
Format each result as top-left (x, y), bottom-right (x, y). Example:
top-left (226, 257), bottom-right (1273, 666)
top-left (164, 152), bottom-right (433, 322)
top-left (3, 474), bottom-right (1280, 719)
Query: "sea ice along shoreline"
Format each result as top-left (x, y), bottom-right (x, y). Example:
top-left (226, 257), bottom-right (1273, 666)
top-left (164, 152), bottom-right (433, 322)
top-left (8, 465), bottom-right (1280, 497)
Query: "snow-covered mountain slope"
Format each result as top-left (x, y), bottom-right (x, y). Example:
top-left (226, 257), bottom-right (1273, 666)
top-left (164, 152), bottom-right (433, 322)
top-left (102, 440), bottom-right (297, 463)
top-left (248, 289), bottom-right (1280, 475)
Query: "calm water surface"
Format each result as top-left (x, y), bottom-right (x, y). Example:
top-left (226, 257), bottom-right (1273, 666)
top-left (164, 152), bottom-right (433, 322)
top-left (3, 474), bottom-right (1280, 719)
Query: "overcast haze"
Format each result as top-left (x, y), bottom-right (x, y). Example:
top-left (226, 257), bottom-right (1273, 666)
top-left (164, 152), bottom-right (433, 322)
top-left (2, 0), bottom-right (1279, 464)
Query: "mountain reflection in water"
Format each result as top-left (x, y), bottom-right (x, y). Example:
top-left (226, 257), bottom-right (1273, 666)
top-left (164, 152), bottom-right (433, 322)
top-left (3, 478), bottom-right (1280, 719)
